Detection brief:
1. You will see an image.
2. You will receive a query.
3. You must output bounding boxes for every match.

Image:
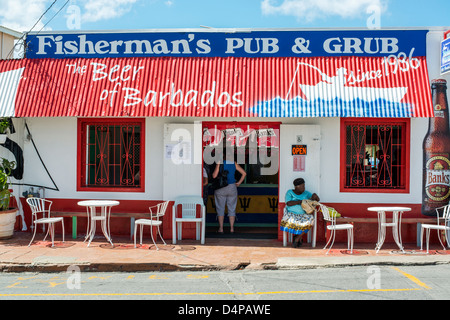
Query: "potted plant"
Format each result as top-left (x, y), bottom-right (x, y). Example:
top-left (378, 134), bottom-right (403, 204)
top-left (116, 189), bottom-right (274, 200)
top-left (0, 118), bottom-right (10, 144)
top-left (0, 158), bottom-right (18, 239)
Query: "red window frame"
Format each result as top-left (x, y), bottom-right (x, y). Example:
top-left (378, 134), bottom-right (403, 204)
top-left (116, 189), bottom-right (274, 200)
top-left (77, 118), bottom-right (145, 192)
top-left (340, 118), bottom-right (410, 194)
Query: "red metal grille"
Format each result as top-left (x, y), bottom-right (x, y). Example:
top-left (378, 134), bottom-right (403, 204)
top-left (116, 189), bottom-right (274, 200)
top-left (79, 119), bottom-right (143, 190)
top-left (343, 120), bottom-right (408, 190)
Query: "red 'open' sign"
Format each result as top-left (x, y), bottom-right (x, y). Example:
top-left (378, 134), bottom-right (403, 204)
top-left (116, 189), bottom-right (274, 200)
top-left (291, 145), bottom-right (307, 155)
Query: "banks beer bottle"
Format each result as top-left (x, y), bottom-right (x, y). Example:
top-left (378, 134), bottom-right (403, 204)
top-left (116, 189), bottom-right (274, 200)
top-left (422, 79), bottom-right (450, 216)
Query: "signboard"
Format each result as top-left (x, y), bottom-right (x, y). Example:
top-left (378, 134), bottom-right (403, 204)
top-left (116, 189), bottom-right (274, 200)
top-left (292, 145), bottom-right (308, 155)
top-left (25, 29), bottom-right (428, 59)
top-left (441, 36), bottom-right (450, 75)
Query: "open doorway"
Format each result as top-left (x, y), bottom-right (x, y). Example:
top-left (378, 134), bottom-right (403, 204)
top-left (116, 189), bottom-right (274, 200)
top-left (202, 122), bottom-right (280, 239)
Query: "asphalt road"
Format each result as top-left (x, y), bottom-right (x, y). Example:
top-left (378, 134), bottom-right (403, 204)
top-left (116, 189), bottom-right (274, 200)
top-left (0, 265), bottom-right (448, 305)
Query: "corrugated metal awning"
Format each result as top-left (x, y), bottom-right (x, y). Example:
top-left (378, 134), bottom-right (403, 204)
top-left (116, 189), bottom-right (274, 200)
top-left (0, 56), bottom-right (433, 118)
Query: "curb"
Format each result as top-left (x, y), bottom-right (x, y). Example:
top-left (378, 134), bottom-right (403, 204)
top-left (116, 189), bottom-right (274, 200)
top-left (275, 255), bottom-right (450, 269)
top-left (2, 256), bottom-right (450, 273)
top-left (0, 262), bottom-right (241, 273)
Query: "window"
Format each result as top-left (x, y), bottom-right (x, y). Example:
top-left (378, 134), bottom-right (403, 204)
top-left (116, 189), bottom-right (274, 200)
top-left (340, 118), bottom-right (410, 193)
top-left (77, 118), bottom-right (145, 192)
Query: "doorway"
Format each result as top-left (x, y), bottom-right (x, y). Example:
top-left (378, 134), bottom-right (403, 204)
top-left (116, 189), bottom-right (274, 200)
top-left (202, 122), bottom-right (280, 239)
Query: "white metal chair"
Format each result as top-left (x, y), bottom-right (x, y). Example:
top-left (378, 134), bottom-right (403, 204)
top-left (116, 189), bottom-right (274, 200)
top-left (421, 205), bottom-right (450, 254)
top-left (134, 200), bottom-right (170, 250)
top-left (282, 207), bottom-right (317, 248)
top-left (26, 197), bottom-right (65, 247)
top-left (172, 196), bottom-right (205, 245)
top-left (319, 203), bottom-right (353, 254)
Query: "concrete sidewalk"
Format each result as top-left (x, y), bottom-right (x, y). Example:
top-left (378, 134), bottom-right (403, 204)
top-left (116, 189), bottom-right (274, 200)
top-left (1, 232), bottom-right (450, 273)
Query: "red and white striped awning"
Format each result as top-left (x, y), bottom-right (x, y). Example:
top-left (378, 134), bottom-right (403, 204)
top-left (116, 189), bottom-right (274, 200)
top-left (0, 56), bottom-right (433, 118)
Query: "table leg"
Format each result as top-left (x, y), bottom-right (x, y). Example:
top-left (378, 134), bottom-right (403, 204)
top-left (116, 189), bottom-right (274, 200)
top-left (101, 219), bottom-right (113, 246)
top-left (87, 207), bottom-right (96, 247)
top-left (87, 220), bottom-right (96, 247)
top-left (375, 211), bottom-right (386, 253)
top-left (84, 207), bottom-right (90, 243)
top-left (393, 211), bottom-right (405, 252)
top-left (102, 206), bottom-right (114, 247)
top-left (375, 211), bottom-right (381, 251)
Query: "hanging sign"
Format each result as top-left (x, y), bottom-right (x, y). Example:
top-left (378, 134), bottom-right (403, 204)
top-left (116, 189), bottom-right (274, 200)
top-left (441, 34), bottom-right (450, 75)
top-left (291, 145), bottom-right (307, 155)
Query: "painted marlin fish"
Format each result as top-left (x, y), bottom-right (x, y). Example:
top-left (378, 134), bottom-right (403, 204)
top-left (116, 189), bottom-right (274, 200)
top-left (294, 64), bottom-right (408, 103)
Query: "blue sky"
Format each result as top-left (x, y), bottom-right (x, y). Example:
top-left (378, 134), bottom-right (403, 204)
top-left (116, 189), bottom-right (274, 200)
top-left (0, 0), bottom-right (449, 33)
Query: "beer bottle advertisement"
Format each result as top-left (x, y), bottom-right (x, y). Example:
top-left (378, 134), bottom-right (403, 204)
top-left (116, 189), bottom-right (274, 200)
top-left (422, 79), bottom-right (450, 216)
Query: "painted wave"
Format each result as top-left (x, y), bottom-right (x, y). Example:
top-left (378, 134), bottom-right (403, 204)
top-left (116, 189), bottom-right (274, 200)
top-left (250, 96), bottom-right (413, 118)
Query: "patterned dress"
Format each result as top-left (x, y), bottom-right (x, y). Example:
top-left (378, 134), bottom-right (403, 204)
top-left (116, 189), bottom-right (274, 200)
top-left (280, 189), bottom-right (314, 235)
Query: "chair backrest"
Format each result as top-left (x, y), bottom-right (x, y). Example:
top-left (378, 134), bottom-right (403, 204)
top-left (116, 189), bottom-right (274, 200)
top-left (26, 197), bottom-right (52, 219)
top-left (174, 196), bottom-right (204, 219)
top-left (318, 203), bottom-right (335, 224)
top-left (437, 205), bottom-right (450, 223)
top-left (150, 200), bottom-right (170, 219)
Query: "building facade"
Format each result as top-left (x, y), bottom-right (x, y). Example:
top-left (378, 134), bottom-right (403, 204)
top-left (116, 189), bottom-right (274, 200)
top-left (0, 27), bottom-right (449, 243)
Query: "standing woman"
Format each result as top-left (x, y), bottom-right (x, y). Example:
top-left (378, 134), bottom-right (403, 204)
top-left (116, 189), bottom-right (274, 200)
top-left (280, 178), bottom-right (320, 247)
top-left (212, 159), bottom-right (246, 234)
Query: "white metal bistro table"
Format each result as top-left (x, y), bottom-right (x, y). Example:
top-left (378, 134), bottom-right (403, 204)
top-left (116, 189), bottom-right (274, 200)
top-left (77, 200), bottom-right (120, 247)
top-left (367, 206), bottom-right (412, 253)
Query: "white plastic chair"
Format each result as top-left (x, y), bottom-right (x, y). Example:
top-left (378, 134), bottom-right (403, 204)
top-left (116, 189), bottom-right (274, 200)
top-left (172, 196), bottom-right (205, 245)
top-left (26, 197), bottom-right (65, 247)
top-left (319, 203), bottom-right (353, 254)
top-left (421, 205), bottom-right (450, 254)
top-left (282, 207), bottom-right (317, 248)
top-left (134, 201), bottom-right (169, 250)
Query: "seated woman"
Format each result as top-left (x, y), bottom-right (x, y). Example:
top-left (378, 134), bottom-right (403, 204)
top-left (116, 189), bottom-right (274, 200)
top-left (280, 178), bottom-right (320, 248)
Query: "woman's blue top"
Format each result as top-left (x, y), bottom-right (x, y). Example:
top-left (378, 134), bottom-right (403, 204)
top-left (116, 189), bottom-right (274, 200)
top-left (285, 189), bottom-right (313, 215)
top-left (223, 160), bottom-right (236, 184)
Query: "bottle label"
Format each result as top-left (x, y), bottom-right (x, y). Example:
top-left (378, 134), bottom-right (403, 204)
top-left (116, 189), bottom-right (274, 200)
top-left (425, 155), bottom-right (450, 202)
top-left (434, 104), bottom-right (445, 118)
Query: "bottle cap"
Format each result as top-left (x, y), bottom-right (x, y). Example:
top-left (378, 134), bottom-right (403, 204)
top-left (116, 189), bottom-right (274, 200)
top-left (432, 79), bottom-right (447, 85)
